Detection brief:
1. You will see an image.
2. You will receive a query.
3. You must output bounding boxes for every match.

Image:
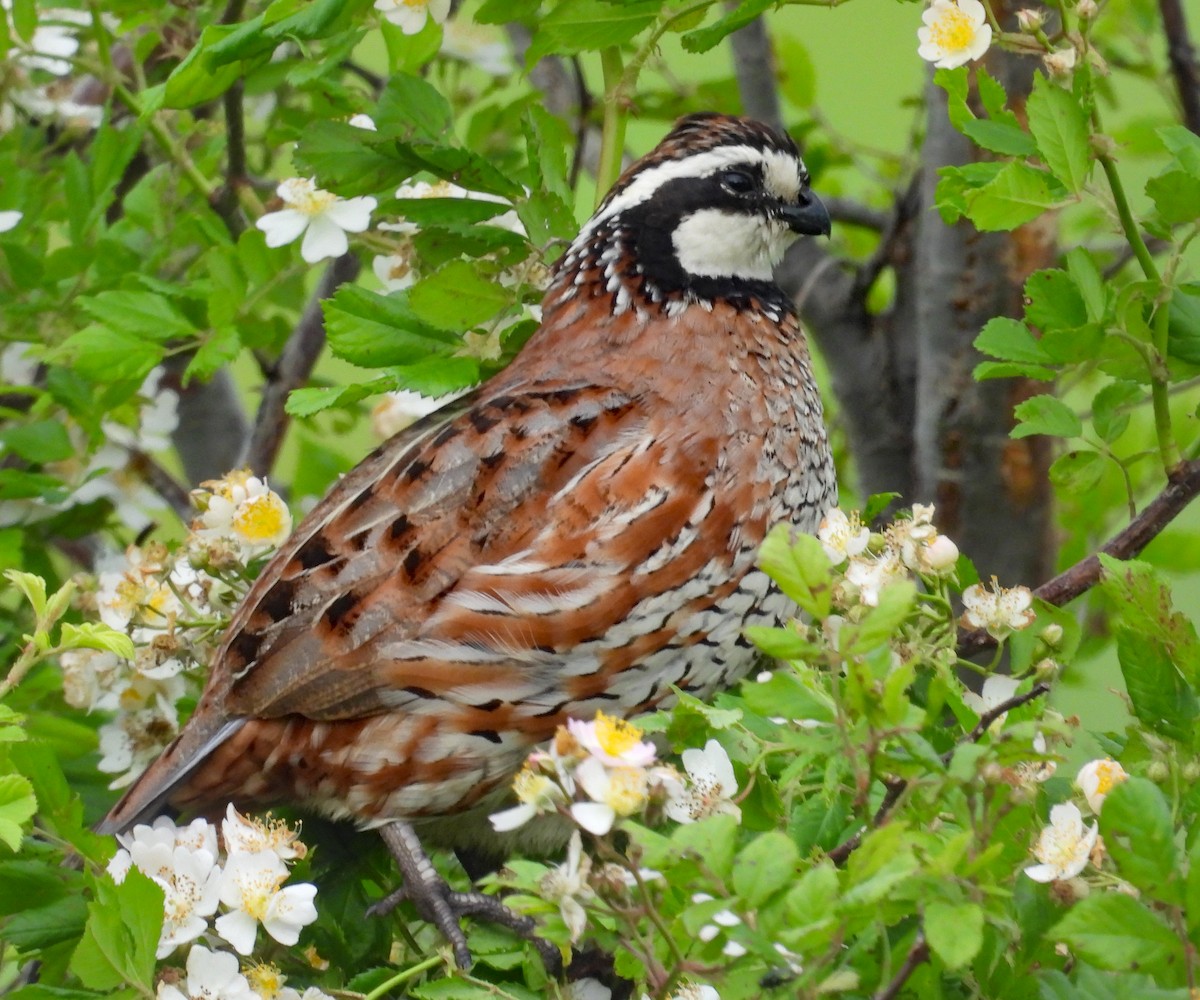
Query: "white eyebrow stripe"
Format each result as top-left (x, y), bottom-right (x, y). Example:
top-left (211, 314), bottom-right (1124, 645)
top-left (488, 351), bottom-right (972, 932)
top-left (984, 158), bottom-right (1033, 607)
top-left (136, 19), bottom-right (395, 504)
top-left (577, 145), bottom-right (805, 243)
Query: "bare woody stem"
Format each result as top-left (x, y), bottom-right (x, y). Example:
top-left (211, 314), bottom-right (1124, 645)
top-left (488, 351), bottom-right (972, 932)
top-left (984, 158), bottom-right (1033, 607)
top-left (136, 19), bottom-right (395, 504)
top-left (873, 933), bottom-right (930, 1000)
top-left (1159, 0), bottom-right (1200, 136)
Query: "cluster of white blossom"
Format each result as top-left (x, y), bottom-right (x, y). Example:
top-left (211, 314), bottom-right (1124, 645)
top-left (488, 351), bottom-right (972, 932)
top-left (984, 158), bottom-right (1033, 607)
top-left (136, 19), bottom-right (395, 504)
top-left (818, 503), bottom-right (960, 607)
top-left (65, 470), bottom-right (292, 787)
top-left (490, 713), bottom-right (740, 840)
top-left (0, 2), bottom-right (107, 130)
top-left (1024, 758), bottom-right (1129, 885)
top-left (109, 808), bottom-right (327, 1000)
top-left (916, 0), bottom-right (1083, 79)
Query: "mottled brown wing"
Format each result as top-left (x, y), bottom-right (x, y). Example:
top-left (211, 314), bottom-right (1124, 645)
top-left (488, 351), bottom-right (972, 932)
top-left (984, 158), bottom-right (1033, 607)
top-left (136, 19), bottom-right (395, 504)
top-left (213, 379), bottom-right (750, 724)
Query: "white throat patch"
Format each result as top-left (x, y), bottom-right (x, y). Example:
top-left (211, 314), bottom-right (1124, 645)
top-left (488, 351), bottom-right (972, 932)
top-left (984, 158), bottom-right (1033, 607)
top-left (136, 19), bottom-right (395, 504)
top-left (672, 208), bottom-right (795, 281)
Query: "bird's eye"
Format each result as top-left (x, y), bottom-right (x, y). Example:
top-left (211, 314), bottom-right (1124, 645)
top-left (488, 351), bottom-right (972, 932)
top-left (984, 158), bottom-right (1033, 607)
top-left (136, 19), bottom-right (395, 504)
top-left (720, 170), bottom-right (757, 195)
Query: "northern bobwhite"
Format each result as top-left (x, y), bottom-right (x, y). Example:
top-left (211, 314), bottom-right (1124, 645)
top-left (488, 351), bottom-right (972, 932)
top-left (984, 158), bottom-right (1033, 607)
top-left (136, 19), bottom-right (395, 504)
top-left (99, 112), bottom-right (836, 965)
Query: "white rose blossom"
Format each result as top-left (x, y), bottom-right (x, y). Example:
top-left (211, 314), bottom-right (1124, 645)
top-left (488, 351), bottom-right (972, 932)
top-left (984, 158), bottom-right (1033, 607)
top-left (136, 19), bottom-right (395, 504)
top-left (195, 471), bottom-right (292, 558)
top-left (374, 0), bottom-right (450, 35)
top-left (1024, 802), bottom-right (1099, 883)
top-left (662, 739), bottom-right (741, 825)
top-left (215, 849), bottom-right (319, 954)
top-left (961, 579), bottom-right (1036, 638)
top-left (539, 831), bottom-right (594, 942)
top-left (961, 674), bottom-right (1020, 727)
top-left (817, 509), bottom-right (870, 564)
top-left (571, 757), bottom-right (649, 835)
top-left (222, 805), bottom-right (307, 861)
top-left (567, 712), bottom-right (657, 768)
top-left (1076, 758), bottom-right (1128, 814)
top-left (489, 762), bottom-right (570, 833)
top-left (917, 0), bottom-right (992, 69)
top-left (156, 944), bottom-right (256, 1000)
top-left (256, 178), bottom-right (376, 264)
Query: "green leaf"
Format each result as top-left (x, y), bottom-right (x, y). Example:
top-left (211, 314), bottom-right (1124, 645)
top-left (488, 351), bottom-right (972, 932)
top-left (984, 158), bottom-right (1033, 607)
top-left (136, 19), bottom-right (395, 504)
top-left (670, 814), bottom-right (739, 882)
top-left (374, 73), bottom-right (453, 141)
top-left (975, 317), bottom-right (1053, 364)
top-left (5, 568), bottom-right (47, 616)
top-left (2, 894), bottom-right (89, 950)
top-left (739, 670), bottom-right (835, 724)
top-left (1012, 395), bottom-right (1082, 439)
top-left (1027, 73), bottom-right (1092, 194)
top-left (1159, 124), bottom-right (1200, 173)
top-left (961, 118), bottom-right (1039, 157)
top-left (292, 121), bottom-right (401, 198)
top-left (324, 285), bottom-right (460, 367)
top-left (0, 419), bottom-right (74, 464)
top-left (58, 623), bottom-right (136, 660)
top-left (162, 24), bottom-right (253, 107)
top-left (408, 260), bottom-right (512, 332)
top-left (1100, 777), bottom-right (1179, 902)
top-left (1146, 169), bottom-right (1200, 225)
top-left (1168, 285), bottom-right (1200, 365)
top-left (207, 0), bottom-right (369, 65)
top-left (1049, 450), bottom-right (1106, 493)
top-left (755, 525), bottom-right (833, 619)
top-left (1025, 268), bottom-right (1089, 332)
top-left (964, 161), bottom-right (1060, 231)
top-left (78, 290), bottom-right (195, 340)
top-left (844, 581), bottom-right (916, 655)
top-left (70, 870), bottom-right (163, 992)
top-left (0, 774), bottom-right (36, 850)
top-left (1099, 555), bottom-right (1200, 685)
top-left (1114, 627), bottom-right (1198, 743)
top-left (743, 625), bottom-right (822, 661)
top-left (526, 0), bottom-right (660, 62)
top-left (925, 901), bottom-right (984, 969)
top-left (1091, 381), bottom-right (1140, 443)
top-left (973, 360), bottom-right (1058, 381)
top-left (732, 831), bottom-right (798, 908)
top-left (680, 0), bottom-right (774, 53)
top-left (52, 326), bottom-right (164, 383)
top-left (1065, 248), bottom-right (1107, 323)
top-left (184, 327), bottom-right (241, 385)
top-left (1052, 893), bottom-right (1182, 972)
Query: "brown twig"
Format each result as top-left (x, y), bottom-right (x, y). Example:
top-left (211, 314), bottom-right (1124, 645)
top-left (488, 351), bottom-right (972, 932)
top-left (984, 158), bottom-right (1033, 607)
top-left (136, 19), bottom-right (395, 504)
top-left (241, 253), bottom-right (361, 477)
top-left (209, 0), bottom-right (248, 236)
top-left (1160, 0), bottom-right (1200, 135)
top-left (826, 684), bottom-right (1052, 865)
top-left (873, 933), bottom-right (929, 1000)
top-left (127, 451), bottom-right (194, 522)
top-left (957, 458), bottom-right (1200, 657)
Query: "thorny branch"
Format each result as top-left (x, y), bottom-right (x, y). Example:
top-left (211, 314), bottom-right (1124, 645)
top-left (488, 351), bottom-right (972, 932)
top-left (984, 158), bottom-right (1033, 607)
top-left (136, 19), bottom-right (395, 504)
top-left (241, 253), bottom-right (362, 477)
top-left (826, 684), bottom-right (1052, 865)
top-left (873, 933), bottom-right (930, 1000)
top-left (957, 458), bottom-right (1200, 658)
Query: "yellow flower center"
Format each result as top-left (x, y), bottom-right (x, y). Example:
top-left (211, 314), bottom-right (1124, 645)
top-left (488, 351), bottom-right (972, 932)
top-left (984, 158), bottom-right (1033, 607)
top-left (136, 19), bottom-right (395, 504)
top-left (931, 5), bottom-right (975, 51)
top-left (606, 767), bottom-right (649, 816)
top-left (594, 712), bottom-right (643, 758)
top-left (279, 178), bottom-right (338, 216)
top-left (245, 964), bottom-right (286, 1000)
top-left (1092, 760), bottom-right (1125, 796)
top-left (513, 767), bottom-right (555, 807)
top-left (233, 493), bottom-right (290, 544)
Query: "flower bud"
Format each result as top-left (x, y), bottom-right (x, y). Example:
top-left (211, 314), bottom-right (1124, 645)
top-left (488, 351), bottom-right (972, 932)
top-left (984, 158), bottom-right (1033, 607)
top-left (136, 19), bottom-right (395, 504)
top-left (1040, 623), bottom-right (1064, 647)
top-left (1076, 0), bottom-right (1097, 18)
top-left (1016, 8), bottom-right (1045, 31)
top-left (1147, 760), bottom-right (1170, 783)
top-left (1043, 47), bottom-right (1078, 76)
top-left (1185, 762), bottom-right (1200, 784)
top-left (1034, 657), bottom-right (1059, 682)
top-left (922, 534), bottom-right (960, 573)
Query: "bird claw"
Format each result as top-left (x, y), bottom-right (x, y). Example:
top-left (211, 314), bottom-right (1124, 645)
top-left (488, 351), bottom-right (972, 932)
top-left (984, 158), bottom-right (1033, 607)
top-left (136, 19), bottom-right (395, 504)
top-left (376, 822), bottom-right (562, 975)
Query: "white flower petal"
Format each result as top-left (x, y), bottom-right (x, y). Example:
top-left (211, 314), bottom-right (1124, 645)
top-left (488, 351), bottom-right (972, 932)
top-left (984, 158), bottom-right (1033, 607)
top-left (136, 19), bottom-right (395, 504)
top-left (257, 208), bottom-right (310, 248)
top-left (570, 801), bottom-right (615, 835)
top-left (299, 214), bottom-right (349, 263)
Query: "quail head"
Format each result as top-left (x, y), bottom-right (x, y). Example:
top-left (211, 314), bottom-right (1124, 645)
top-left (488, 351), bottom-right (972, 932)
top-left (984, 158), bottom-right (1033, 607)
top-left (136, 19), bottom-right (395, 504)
top-left (99, 112), bottom-right (836, 966)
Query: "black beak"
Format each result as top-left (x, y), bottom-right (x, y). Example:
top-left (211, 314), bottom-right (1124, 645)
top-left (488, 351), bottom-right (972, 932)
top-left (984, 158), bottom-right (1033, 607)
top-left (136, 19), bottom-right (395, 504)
top-left (780, 191), bottom-right (831, 237)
